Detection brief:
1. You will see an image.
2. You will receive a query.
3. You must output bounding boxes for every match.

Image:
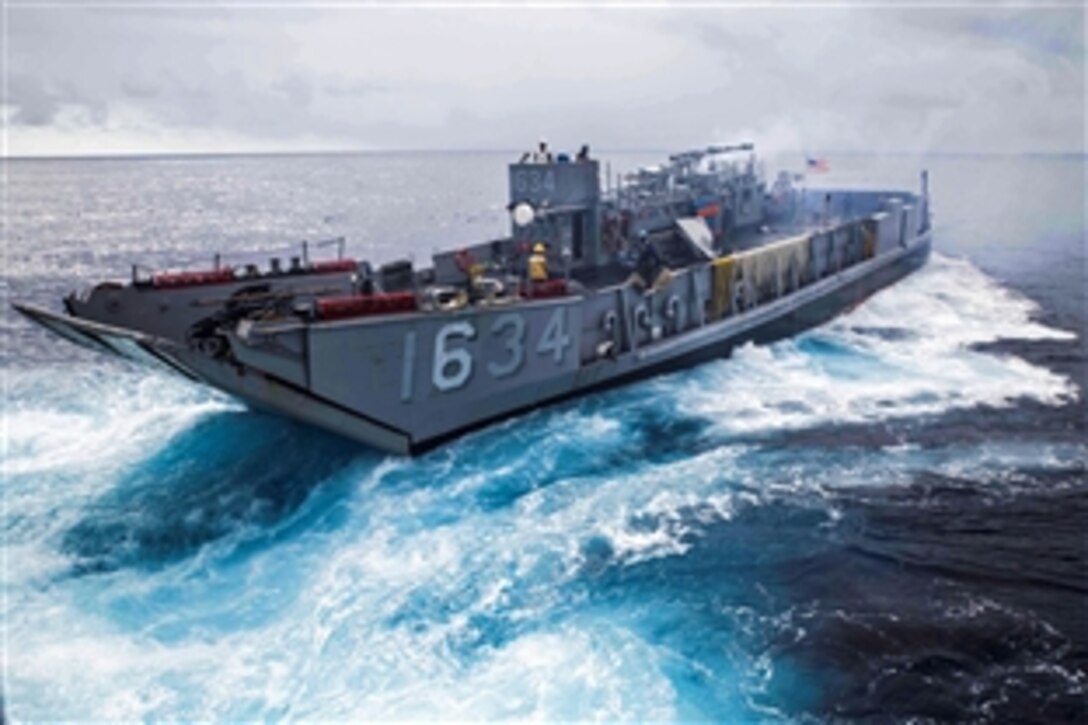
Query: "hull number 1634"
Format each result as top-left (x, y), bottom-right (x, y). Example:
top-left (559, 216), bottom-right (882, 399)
top-left (400, 307), bottom-right (571, 401)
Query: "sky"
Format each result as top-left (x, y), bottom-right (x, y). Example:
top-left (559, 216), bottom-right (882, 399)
top-left (2, 1), bottom-right (1085, 157)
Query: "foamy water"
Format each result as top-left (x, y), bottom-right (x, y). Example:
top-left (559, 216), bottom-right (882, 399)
top-left (4, 245), bottom-right (1082, 719)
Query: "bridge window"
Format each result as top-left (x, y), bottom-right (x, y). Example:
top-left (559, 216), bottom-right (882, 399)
top-left (572, 212), bottom-right (585, 260)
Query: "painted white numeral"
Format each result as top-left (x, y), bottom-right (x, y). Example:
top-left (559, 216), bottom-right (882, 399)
top-left (536, 308), bottom-right (571, 364)
top-left (515, 170), bottom-right (557, 194)
top-left (488, 313), bottom-right (526, 378)
top-left (433, 321), bottom-right (475, 392)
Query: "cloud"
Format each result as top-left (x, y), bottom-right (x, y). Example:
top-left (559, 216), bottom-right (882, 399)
top-left (3, 5), bottom-right (1084, 156)
top-left (120, 76), bottom-right (162, 100)
top-left (4, 73), bottom-right (108, 128)
top-left (5, 74), bottom-right (63, 126)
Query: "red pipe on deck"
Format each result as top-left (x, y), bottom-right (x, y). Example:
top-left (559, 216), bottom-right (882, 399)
top-left (316, 292), bottom-right (418, 321)
top-left (525, 279), bottom-right (569, 299)
top-left (151, 268), bottom-right (236, 288)
top-left (310, 258), bottom-right (357, 274)
top-left (149, 258), bottom-right (356, 288)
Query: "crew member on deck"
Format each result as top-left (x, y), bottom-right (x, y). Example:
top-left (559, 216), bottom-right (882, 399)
top-left (634, 231), bottom-right (664, 288)
top-left (528, 243), bottom-right (549, 282)
top-left (531, 139), bottom-right (553, 164)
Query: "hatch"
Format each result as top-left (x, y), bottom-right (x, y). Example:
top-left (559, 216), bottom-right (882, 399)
top-left (674, 216), bottom-right (716, 261)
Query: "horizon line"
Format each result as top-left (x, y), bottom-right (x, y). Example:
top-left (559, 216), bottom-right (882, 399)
top-left (3, 147), bottom-right (1085, 162)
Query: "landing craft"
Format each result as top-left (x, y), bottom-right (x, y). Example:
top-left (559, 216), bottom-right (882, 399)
top-left (14, 143), bottom-right (932, 454)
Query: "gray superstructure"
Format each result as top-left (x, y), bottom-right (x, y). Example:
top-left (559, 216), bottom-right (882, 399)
top-left (14, 144), bottom-right (932, 454)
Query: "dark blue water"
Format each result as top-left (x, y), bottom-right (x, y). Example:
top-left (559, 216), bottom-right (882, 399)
top-left (3, 152), bottom-right (1085, 720)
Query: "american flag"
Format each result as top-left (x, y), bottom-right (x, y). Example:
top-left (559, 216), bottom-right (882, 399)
top-left (806, 157), bottom-right (830, 173)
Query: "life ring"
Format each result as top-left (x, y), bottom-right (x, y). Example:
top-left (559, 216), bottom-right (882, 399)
top-left (731, 264), bottom-right (746, 313)
top-left (633, 304), bottom-right (651, 340)
top-left (733, 278), bottom-right (748, 313)
top-left (601, 309), bottom-right (618, 336)
top-left (665, 295), bottom-right (683, 333)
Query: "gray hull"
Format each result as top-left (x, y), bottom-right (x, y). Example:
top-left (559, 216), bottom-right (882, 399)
top-left (443, 231), bottom-right (933, 453)
top-left (14, 144), bottom-right (935, 454)
top-left (15, 231), bottom-right (931, 454)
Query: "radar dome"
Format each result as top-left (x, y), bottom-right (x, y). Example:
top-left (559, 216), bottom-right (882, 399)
top-left (512, 202), bottom-right (535, 227)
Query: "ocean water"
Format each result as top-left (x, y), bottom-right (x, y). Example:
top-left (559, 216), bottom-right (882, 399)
top-left (2, 151), bottom-right (1085, 721)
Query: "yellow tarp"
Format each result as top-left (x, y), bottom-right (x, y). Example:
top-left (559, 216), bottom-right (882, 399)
top-left (730, 233), bottom-right (812, 306)
top-left (710, 255), bottom-right (735, 320)
top-left (862, 220), bottom-right (877, 259)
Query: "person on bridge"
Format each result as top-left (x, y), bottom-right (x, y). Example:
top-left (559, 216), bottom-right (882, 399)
top-left (528, 243), bottom-right (549, 282)
top-left (531, 139), bottom-right (553, 163)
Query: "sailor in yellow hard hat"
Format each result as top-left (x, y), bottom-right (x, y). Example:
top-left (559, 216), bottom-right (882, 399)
top-left (528, 243), bottom-right (549, 282)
